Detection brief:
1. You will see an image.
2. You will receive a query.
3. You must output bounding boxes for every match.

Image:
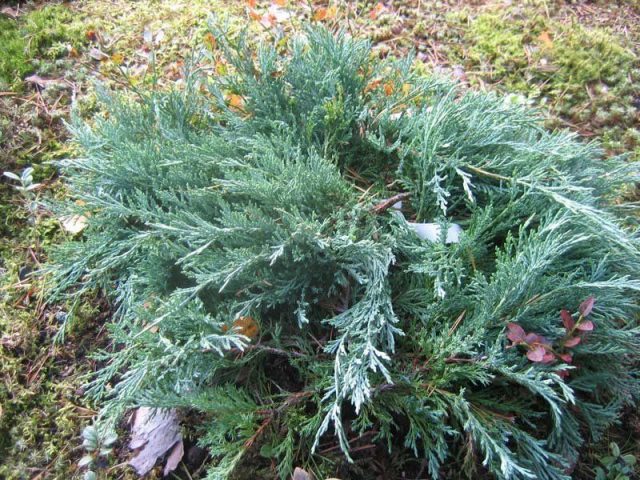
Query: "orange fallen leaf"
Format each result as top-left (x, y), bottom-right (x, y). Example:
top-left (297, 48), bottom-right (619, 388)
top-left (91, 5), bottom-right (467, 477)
top-left (232, 316), bottom-right (259, 339)
top-left (249, 8), bottom-right (261, 20)
top-left (227, 93), bottom-right (244, 110)
top-left (383, 82), bottom-right (394, 96)
top-left (369, 2), bottom-right (385, 19)
top-left (313, 5), bottom-right (337, 21)
top-left (274, 0), bottom-right (286, 5)
top-left (364, 78), bottom-right (382, 93)
top-left (204, 32), bottom-right (217, 50)
top-left (247, 0), bottom-right (257, 7)
top-left (538, 31), bottom-right (553, 49)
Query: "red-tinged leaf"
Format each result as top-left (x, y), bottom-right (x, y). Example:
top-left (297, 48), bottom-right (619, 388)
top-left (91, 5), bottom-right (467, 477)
top-left (579, 296), bottom-right (595, 317)
top-left (506, 322), bottom-right (525, 343)
top-left (560, 309), bottom-right (574, 331)
top-left (541, 352), bottom-right (556, 364)
top-left (524, 332), bottom-right (550, 346)
top-left (558, 369), bottom-right (569, 379)
top-left (577, 320), bottom-right (594, 331)
top-left (527, 346), bottom-right (546, 362)
top-left (564, 336), bottom-right (581, 347)
top-left (558, 352), bottom-right (573, 363)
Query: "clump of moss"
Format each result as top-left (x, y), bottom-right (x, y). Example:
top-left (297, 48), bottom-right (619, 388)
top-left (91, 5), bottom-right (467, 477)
top-left (0, 17), bottom-right (29, 87)
top-left (0, 5), bottom-right (89, 89)
top-left (22, 4), bottom-right (87, 58)
top-left (462, 11), bottom-right (639, 155)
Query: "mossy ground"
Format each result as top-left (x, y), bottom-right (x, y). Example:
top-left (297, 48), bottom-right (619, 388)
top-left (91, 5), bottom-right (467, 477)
top-left (1, 1), bottom-right (639, 478)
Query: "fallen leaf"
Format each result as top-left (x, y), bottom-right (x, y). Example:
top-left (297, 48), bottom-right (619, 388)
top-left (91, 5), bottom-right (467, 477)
top-left (233, 316), bottom-right (259, 339)
top-left (293, 467), bottom-right (312, 480)
top-left (274, 0), bottom-right (287, 5)
top-left (538, 31), bottom-right (553, 49)
top-left (227, 93), bottom-right (244, 110)
top-left (249, 8), bottom-right (261, 20)
top-left (204, 32), bottom-right (217, 50)
top-left (383, 82), bottom-right (394, 96)
top-left (85, 30), bottom-right (98, 42)
top-left (60, 215), bottom-right (88, 235)
top-left (111, 53), bottom-right (124, 65)
top-left (25, 75), bottom-right (66, 90)
top-left (369, 2), bottom-right (385, 19)
top-left (247, 0), bottom-right (257, 7)
top-left (364, 78), bottom-right (382, 93)
top-left (88, 47), bottom-right (109, 61)
top-left (163, 440), bottom-right (184, 476)
top-left (1, 6), bottom-right (20, 19)
top-left (313, 5), bottom-right (337, 21)
top-left (129, 407), bottom-right (184, 476)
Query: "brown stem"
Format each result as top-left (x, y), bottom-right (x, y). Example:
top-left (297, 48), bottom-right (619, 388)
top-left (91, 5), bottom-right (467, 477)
top-left (370, 192), bottom-right (411, 215)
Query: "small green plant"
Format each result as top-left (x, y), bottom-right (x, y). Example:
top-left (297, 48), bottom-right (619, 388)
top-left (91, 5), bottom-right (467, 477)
top-left (3, 167), bottom-right (42, 221)
top-left (78, 424), bottom-right (117, 480)
top-left (595, 442), bottom-right (637, 480)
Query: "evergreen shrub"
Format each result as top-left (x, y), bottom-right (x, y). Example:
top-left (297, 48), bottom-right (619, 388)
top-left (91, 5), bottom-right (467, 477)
top-left (49, 26), bottom-right (640, 479)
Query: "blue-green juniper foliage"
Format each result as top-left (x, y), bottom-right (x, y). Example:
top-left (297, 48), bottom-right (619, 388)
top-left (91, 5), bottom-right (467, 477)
top-left (49, 26), bottom-right (640, 479)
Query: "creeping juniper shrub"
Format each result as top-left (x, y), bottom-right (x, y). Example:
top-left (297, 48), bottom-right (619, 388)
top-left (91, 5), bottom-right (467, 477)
top-left (49, 27), bottom-right (640, 479)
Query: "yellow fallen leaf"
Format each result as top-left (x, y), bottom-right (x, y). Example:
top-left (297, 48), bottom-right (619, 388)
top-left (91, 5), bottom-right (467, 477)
top-left (538, 31), bottom-right (553, 49)
top-left (111, 53), bottom-right (124, 65)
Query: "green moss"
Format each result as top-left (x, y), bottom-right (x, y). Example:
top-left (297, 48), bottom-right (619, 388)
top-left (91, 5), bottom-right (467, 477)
top-left (0, 18), bottom-right (29, 87)
top-left (463, 11), bottom-right (639, 155)
top-left (22, 5), bottom-right (87, 57)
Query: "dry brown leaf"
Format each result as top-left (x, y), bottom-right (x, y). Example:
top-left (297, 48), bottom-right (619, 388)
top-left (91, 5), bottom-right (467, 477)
top-left (129, 407), bottom-right (184, 476)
